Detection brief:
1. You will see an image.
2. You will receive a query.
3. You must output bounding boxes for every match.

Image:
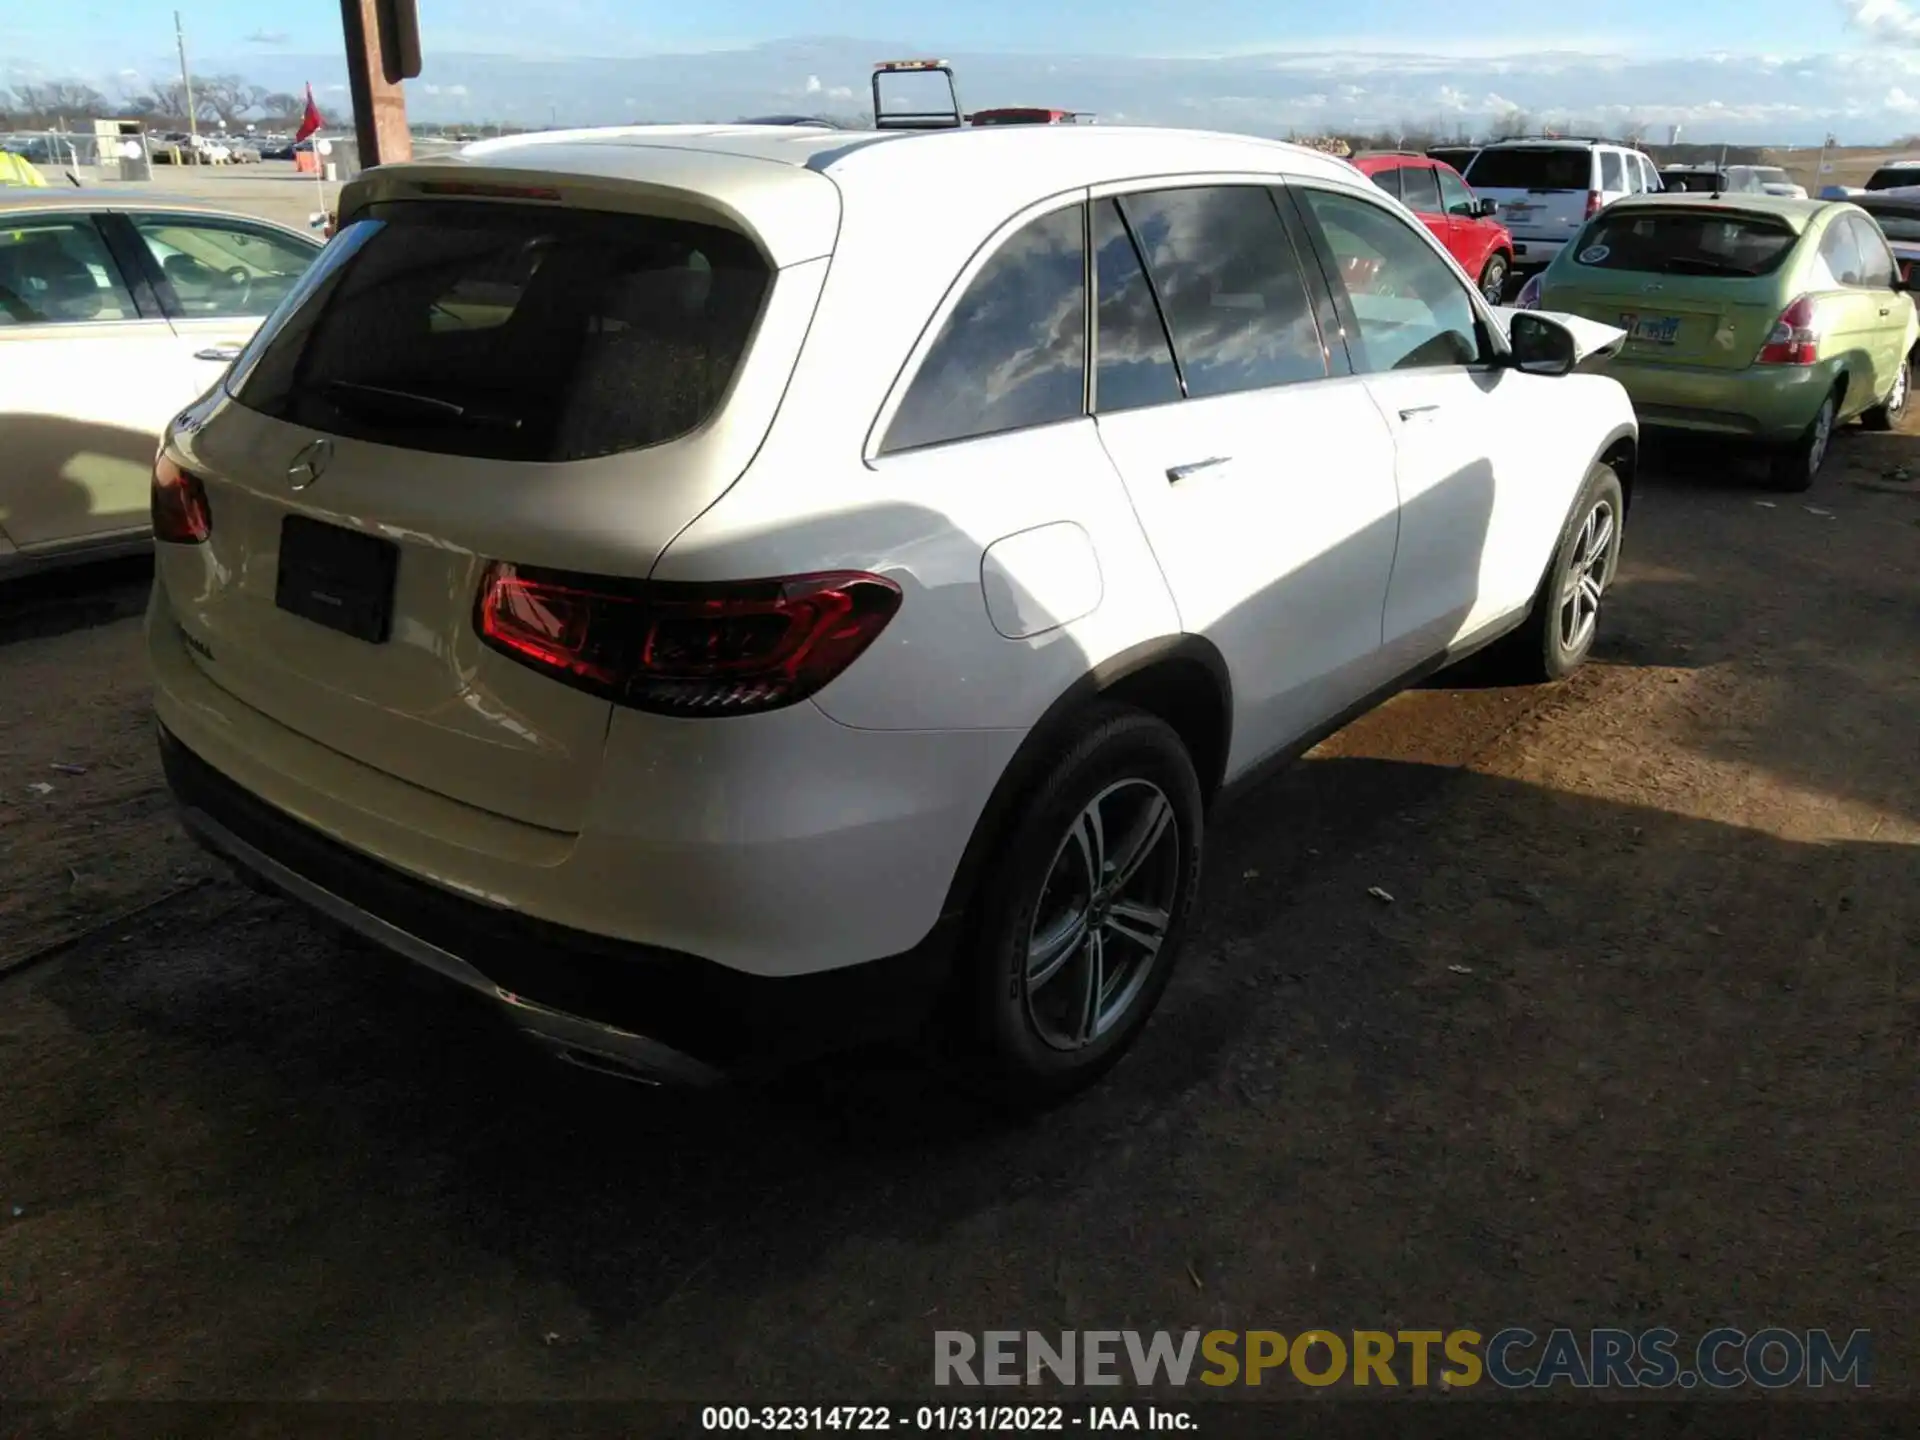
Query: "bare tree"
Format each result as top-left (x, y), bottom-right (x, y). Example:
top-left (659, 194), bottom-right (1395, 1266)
top-left (1489, 108), bottom-right (1531, 140)
top-left (9, 80), bottom-right (109, 123)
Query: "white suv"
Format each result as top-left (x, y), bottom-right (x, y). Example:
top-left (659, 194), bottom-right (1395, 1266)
top-left (1464, 139), bottom-right (1659, 272)
top-left (150, 124), bottom-right (1637, 1101)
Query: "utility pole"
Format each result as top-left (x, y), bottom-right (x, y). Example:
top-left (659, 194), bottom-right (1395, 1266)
top-left (339, 0), bottom-right (414, 167)
top-left (174, 10), bottom-right (197, 147)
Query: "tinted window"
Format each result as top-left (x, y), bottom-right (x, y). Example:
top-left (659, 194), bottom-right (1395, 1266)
top-left (1400, 165), bottom-right (1442, 214)
top-left (1859, 200), bottom-right (1920, 243)
top-left (132, 215), bottom-right (318, 319)
top-left (1119, 186), bottom-right (1325, 398)
top-left (1865, 166), bottom-right (1920, 192)
top-left (1574, 210), bottom-right (1797, 277)
top-left (1368, 166), bottom-right (1403, 202)
top-left (1849, 216), bottom-right (1896, 288)
top-left (235, 202), bottom-right (772, 463)
top-left (1465, 147), bottom-right (1591, 191)
top-left (883, 206), bottom-right (1086, 454)
top-left (1436, 167), bottom-right (1474, 215)
top-left (1092, 199), bottom-right (1180, 413)
top-left (1301, 188), bottom-right (1480, 372)
top-left (0, 217), bottom-right (137, 326)
top-left (1818, 218), bottom-right (1865, 286)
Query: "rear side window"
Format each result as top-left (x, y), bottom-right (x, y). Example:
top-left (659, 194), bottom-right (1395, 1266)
top-left (1847, 216), bottom-right (1896, 288)
top-left (1817, 218), bottom-right (1865, 286)
top-left (1119, 185), bottom-right (1326, 398)
top-left (1600, 153), bottom-right (1625, 192)
top-left (233, 201), bottom-right (771, 463)
top-left (1400, 166), bottom-right (1441, 215)
top-left (883, 206), bottom-right (1086, 454)
top-left (1092, 199), bottom-right (1181, 413)
top-left (1465, 148), bottom-right (1591, 191)
top-left (1575, 210), bottom-right (1798, 277)
top-left (1368, 167), bottom-right (1403, 202)
top-left (0, 217), bottom-right (138, 326)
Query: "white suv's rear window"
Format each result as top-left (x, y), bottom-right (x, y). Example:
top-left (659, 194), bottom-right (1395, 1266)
top-left (233, 201), bottom-right (771, 462)
top-left (1466, 149), bottom-right (1591, 191)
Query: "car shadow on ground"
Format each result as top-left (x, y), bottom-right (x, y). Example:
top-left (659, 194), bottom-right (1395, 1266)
top-left (17, 754), bottom-right (1917, 1395)
top-left (0, 553), bottom-right (153, 648)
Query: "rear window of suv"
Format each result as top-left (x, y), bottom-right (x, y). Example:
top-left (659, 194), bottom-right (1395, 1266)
top-left (1866, 166), bottom-right (1920, 192)
top-left (1464, 148), bottom-right (1591, 191)
top-left (1573, 210), bottom-right (1797, 277)
top-left (232, 201), bottom-right (772, 462)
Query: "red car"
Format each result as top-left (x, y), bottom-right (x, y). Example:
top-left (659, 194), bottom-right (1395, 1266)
top-left (1349, 152), bottom-right (1515, 304)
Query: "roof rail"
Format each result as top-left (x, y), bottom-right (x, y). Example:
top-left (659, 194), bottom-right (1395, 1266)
top-left (1354, 149), bottom-right (1428, 159)
top-left (1489, 132), bottom-right (1621, 145)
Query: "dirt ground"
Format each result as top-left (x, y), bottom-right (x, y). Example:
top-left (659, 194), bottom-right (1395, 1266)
top-left (0, 420), bottom-right (1916, 1409)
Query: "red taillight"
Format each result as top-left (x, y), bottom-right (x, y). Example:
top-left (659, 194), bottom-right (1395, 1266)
top-left (475, 562), bottom-right (902, 716)
top-left (151, 454), bottom-right (211, 544)
top-left (1585, 190), bottom-right (1603, 218)
top-left (1756, 295), bottom-right (1820, 365)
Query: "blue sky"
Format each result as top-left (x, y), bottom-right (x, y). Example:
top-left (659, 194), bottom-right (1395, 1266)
top-left (10, 1), bottom-right (1920, 143)
top-left (3, 0), bottom-right (1874, 69)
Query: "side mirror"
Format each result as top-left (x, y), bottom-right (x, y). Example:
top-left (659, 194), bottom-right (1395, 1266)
top-left (1475, 197), bottom-right (1499, 219)
top-left (1508, 312), bottom-right (1580, 377)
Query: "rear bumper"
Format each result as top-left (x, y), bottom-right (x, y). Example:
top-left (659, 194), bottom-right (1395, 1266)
top-left (1599, 355), bottom-right (1837, 440)
top-left (1507, 236), bottom-right (1569, 269)
top-left (161, 723), bottom-right (962, 1080)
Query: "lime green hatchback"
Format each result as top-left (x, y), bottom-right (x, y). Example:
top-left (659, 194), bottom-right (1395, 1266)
top-left (1520, 194), bottom-right (1919, 490)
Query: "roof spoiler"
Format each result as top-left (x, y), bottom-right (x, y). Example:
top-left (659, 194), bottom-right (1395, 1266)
top-left (872, 59), bottom-right (963, 130)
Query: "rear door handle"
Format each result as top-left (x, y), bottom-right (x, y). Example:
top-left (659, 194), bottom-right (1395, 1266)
top-left (194, 345), bottom-right (242, 362)
top-left (1166, 455), bottom-right (1232, 483)
top-left (1398, 404), bottom-right (1441, 421)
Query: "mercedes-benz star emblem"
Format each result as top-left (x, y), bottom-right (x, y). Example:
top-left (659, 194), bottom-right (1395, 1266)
top-left (287, 438), bottom-right (333, 492)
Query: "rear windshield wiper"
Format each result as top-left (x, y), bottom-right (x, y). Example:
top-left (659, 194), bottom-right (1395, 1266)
top-left (321, 379), bottom-right (523, 431)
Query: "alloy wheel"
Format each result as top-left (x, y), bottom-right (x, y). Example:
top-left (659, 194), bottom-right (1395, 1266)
top-left (1481, 257), bottom-right (1508, 306)
top-left (1807, 400), bottom-right (1834, 476)
top-left (1024, 778), bottom-right (1181, 1051)
top-left (1556, 498), bottom-right (1617, 657)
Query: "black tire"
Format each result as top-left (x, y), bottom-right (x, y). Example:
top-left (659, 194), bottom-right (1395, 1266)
top-left (1768, 390), bottom-right (1838, 492)
top-left (1478, 252), bottom-right (1510, 306)
top-left (1488, 462), bottom-right (1626, 684)
top-left (1861, 356), bottom-right (1910, 432)
top-left (942, 704), bottom-right (1204, 1107)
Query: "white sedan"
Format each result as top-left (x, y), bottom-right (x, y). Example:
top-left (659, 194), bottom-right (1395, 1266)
top-left (0, 191), bottom-right (322, 576)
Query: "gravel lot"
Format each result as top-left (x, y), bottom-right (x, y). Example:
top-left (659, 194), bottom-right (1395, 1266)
top-left (1, 417), bottom-right (1916, 1407)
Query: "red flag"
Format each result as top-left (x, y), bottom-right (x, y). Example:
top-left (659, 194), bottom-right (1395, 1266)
top-left (294, 84), bottom-right (324, 143)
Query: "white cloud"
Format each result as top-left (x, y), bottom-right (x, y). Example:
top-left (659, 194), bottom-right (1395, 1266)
top-left (804, 74), bottom-right (822, 94)
top-left (1848, 0), bottom-right (1920, 45)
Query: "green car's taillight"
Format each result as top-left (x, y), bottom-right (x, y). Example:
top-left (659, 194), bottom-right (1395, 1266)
top-left (1755, 295), bottom-right (1819, 366)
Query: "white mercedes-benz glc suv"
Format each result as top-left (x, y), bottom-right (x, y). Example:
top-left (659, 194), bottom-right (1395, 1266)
top-left (150, 122), bottom-right (1635, 1101)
